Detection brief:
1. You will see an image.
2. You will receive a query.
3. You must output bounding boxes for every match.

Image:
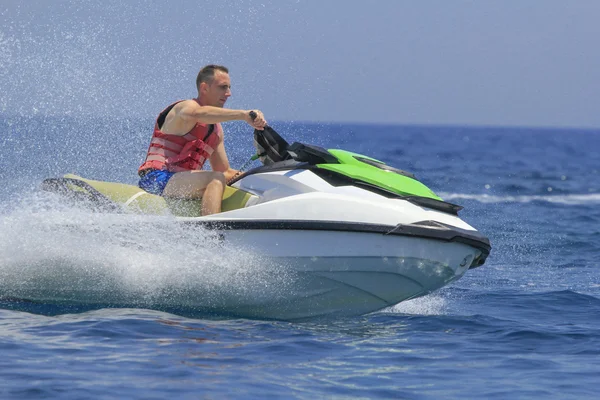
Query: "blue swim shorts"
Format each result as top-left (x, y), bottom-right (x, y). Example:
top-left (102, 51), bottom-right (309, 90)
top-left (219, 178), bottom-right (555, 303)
top-left (138, 170), bottom-right (175, 195)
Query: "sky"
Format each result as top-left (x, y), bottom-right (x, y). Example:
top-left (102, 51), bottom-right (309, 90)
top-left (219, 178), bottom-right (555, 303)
top-left (1, 0), bottom-right (599, 128)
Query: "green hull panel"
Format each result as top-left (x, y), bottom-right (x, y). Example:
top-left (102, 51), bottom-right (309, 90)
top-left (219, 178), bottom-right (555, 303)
top-left (319, 150), bottom-right (442, 200)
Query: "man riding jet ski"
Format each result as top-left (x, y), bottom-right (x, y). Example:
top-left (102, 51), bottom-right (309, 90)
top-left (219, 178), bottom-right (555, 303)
top-left (36, 65), bottom-right (491, 320)
top-left (39, 113), bottom-right (490, 320)
top-left (137, 64), bottom-right (267, 216)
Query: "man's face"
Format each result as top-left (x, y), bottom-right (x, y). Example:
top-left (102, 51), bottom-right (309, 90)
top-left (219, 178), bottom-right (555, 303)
top-left (203, 71), bottom-right (232, 107)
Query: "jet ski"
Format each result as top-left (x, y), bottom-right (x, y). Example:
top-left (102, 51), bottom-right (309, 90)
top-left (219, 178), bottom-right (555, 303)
top-left (37, 125), bottom-right (491, 320)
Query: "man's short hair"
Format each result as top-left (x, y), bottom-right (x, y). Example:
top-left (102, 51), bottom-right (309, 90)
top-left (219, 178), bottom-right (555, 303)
top-left (196, 65), bottom-right (229, 91)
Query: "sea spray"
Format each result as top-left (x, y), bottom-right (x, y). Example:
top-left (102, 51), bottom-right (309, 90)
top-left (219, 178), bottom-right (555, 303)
top-left (0, 191), bottom-right (296, 316)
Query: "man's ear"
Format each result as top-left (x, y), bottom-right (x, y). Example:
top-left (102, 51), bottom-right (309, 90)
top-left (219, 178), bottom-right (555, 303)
top-left (199, 82), bottom-right (208, 94)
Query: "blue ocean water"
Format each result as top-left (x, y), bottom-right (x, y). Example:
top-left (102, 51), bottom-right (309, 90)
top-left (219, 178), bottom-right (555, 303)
top-left (1, 116), bottom-right (600, 399)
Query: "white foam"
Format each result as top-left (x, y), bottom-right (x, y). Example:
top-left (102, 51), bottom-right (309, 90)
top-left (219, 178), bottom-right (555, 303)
top-left (439, 192), bottom-right (600, 205)
top-left (383, 294), bottom-right (447, 315)
top-left (0, 192), bottom-right (294, 310)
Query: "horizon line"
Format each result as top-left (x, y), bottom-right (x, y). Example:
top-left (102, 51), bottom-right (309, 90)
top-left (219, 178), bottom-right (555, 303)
top-left (1, 112), bottom-right (599, 132)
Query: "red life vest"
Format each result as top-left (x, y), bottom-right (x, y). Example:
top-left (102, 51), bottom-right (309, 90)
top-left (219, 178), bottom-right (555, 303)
top-left (138, 100), bottom-right (222, 174)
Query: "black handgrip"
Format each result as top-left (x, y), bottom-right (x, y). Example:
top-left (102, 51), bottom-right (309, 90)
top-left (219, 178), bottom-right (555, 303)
top-left (249, 111), bottom-right (257, 120)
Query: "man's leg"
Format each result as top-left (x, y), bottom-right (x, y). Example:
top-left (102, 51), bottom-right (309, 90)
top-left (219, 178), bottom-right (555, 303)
top-left (162, 170), bottom-right (226, 215)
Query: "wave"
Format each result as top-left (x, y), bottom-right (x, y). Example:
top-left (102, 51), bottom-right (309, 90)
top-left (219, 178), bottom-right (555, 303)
top-left (440, 192), bottom-right (600, 205)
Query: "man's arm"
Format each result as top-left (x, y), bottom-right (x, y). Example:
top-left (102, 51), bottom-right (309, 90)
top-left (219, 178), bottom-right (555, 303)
top-left (208, 139), bottom-right (239, 182)
top-left (175, 100), bottom-right (266, 129)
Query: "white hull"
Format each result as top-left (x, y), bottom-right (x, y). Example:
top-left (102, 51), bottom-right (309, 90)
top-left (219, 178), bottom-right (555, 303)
top-left (31, 157), bottom-right (490, 319)
top-left (1, 227), bottom-right (480, 320)
top-left (196, 229), bottom-right (479, 319)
